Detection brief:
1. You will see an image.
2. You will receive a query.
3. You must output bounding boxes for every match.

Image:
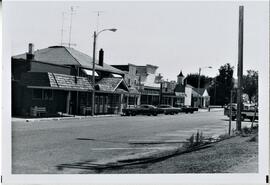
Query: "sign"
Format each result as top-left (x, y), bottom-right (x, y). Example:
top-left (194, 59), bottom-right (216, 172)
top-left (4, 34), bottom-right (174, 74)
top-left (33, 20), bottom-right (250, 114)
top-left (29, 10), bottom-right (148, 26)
top-left (175, 92), bottom-right (186, 97)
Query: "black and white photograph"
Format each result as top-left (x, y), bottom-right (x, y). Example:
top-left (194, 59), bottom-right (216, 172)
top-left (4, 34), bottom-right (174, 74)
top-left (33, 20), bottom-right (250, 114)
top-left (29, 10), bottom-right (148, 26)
top-left (1, 0), bottom-right (269, 184)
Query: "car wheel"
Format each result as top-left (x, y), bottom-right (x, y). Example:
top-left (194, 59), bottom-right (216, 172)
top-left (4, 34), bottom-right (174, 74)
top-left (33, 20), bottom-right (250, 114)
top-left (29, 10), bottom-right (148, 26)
top-left (190, 111), bottom-right (194, 114)
top-left (152, 113), bottom-right (157, 116)
top-left (132, 113), bottom-right (136, 116)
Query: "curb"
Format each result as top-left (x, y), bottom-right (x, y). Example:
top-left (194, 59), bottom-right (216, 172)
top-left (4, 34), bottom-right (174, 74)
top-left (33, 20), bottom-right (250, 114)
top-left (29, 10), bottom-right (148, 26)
top-left (13, 114), bottom-right (120, 123)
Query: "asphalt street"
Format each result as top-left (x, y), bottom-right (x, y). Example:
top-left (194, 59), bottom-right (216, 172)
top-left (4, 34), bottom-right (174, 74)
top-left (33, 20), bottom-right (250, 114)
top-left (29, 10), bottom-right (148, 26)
top-left (12, 110), bottom-right (255, 174)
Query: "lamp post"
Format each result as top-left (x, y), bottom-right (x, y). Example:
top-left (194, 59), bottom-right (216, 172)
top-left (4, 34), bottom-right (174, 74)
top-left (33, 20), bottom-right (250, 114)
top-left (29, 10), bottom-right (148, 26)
top-left (91, 28), bottom-right (117, 116)
top-left (197, 66), bottom-right (212, 107)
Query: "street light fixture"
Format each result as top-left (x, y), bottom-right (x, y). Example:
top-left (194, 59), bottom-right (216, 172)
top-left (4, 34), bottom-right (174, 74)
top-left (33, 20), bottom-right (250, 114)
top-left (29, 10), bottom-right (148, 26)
top-left (91, 28), bottom-right (117, 116)
top-left (197, 66), bottom-right (212, 107)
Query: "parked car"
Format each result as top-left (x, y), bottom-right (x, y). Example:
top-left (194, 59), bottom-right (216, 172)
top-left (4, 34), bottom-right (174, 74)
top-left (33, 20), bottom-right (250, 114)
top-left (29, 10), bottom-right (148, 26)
top-left (157, 105), bottom-right (181, 115)
top-left (122, 104), bottom-right (162, 116)
top-left (224, 103), bottom-right (258, 121)
top-left (180, 106), bottom-right (198, 114)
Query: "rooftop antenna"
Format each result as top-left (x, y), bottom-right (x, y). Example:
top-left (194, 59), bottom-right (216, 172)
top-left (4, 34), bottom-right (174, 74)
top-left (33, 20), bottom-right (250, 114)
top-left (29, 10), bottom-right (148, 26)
top-left (60, 12), bottom-right (67, 46)
top-left (63, 6), bottom-right (78, 47)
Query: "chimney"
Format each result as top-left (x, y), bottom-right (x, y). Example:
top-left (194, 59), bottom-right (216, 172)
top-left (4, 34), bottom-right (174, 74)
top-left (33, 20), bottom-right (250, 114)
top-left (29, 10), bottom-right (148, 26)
top-left (98, 49), bottom-right (104, 66)
top-left (26, 43), bottom-right (35, 61)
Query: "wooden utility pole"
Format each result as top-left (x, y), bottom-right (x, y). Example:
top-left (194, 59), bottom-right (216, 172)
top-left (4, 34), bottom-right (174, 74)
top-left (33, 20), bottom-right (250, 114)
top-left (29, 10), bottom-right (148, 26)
top-left (236, 6), bottom-right (244, 131)
top-left (229, 90), bottom-right (233, 135)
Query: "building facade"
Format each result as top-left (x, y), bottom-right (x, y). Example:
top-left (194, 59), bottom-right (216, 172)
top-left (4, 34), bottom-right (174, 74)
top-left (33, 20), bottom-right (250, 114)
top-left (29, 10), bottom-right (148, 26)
top-left (12, 44), bottom-right (130, 117)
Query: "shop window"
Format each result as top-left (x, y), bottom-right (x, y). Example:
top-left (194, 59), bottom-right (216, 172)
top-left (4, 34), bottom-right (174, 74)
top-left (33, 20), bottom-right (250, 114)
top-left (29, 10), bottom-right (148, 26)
top-left (32, 89), bottom-right (42, 100)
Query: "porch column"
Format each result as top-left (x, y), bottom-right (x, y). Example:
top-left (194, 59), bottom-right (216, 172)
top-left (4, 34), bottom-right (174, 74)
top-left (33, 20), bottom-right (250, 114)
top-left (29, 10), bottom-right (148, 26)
top-left (119, 94), bottom-right (124, 114)
top-left (66, 91), bottom-right (71, 114)
top-left (127, 94), bottom-right (129, 107)
top-left (137, 94), bottom-right (141, 105)
top-left (171, 97), bottom-right (173, 106)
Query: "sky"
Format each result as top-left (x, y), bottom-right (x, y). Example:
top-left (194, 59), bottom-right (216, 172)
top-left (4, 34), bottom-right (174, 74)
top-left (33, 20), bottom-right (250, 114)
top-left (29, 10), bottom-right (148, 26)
top-left (4, 1), bottom-right (269, 81)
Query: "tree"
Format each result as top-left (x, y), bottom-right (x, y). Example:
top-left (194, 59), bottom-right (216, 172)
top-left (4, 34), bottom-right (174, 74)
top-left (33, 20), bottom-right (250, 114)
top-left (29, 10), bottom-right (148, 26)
top-left (208, 63), bottom-right (234, 105)
top-left (185, 73), bottom-right (212, 88)
top-left (242, 70), bottom-right (258, 103)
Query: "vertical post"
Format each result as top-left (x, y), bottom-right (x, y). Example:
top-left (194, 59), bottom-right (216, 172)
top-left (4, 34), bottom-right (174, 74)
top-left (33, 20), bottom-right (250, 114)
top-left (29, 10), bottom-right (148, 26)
top-left (66, 91), bottom-right (71, 114)
top-left (214, 77), bottom-right (217, 105)
top-left (229, 90), bottom-right (233, 135)
top-left (91, 31), bottom-right (97, 116)
top-left (159, 82), bottom-right (163, 105)
top-left (68, 6), bottom-right (74, 47)
top-left (197, 68), bottom-right (201, 107)
top-left (236, 6), bottom-right (244, 131)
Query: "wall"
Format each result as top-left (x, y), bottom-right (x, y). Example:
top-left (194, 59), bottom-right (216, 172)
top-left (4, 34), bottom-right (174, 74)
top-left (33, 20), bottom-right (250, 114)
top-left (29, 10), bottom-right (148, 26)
top-left (19, 88), bottom-right (67, 116)
top-left (184, 86), bottom-right (192, 106)
top-left (12, 59), bottom-right (31, 80)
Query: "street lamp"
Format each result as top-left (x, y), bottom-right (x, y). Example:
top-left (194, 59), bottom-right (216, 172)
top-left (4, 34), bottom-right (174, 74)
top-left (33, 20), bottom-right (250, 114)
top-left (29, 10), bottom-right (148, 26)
top-left (197, 66), bottom-right (212, 107)
top-left (91, 28), bottom-right (117, 116)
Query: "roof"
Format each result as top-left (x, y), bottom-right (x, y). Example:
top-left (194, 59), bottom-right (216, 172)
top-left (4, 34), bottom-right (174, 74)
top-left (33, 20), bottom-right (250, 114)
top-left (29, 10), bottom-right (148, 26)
top-left (20, 72), bottom-right (93, 91)
top-left (177, 70), bottom-right (184, 77)
top-left (193, 88), bottom-right (206, 96)
top-left (128, 87), bottom-right (140, 94)
top-left (174, 84), bottom-right (185, 93)
top-left (12, 46), bottom-right (124, 75)
top-left (96, 77), bottom-right (129, 93)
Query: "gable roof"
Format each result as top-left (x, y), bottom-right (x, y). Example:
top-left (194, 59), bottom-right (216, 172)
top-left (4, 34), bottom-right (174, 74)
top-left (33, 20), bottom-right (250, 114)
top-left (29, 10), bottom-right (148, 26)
top-left (192, 88), bottom-right (210, 97)
top-left (12, 46), bottom-right (124, 75)
top-left (96, 77), bottom-right (129, 93)
top-left (193, 88), bottom-right (205, 96)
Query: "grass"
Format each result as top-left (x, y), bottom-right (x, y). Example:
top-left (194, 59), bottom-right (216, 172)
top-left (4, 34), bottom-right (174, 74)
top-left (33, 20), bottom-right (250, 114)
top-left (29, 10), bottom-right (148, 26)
top-left (99, 133), bottom-right (258, 173)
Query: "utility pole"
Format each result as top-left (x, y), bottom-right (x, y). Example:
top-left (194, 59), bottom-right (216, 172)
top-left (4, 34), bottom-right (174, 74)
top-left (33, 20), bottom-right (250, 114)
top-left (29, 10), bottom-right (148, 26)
top-left (229, 90), bottom-right (233, 135)
top-left (159, 82), bottom-right (163, 105)
top-left (91, 31), bottom-right (97, 116)
top-left (197, 67), bottom-right (201, 107)
top-left (236, 6), bottom-right (244, 131)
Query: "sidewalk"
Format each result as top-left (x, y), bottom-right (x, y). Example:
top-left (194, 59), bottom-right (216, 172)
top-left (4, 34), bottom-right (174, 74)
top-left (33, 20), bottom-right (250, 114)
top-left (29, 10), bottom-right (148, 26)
top-left (12, 114), bottom-right (119, 122)
top-left (12, 108), bottom-right (223, 122)
top-left (198, 108), bottom-right (223, 112)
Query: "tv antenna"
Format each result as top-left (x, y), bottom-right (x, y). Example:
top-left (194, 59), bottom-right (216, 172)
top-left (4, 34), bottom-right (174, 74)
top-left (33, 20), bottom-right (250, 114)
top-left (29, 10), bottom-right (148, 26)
top-left (60, 12), bottom-right (67, 46)
top-left (62, 6), bottom-right (79, 47)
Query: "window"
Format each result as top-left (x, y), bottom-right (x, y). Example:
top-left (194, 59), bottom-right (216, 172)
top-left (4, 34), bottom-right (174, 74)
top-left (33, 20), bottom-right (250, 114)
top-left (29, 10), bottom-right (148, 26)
top-left (32, 89), bottom-right (53, 100)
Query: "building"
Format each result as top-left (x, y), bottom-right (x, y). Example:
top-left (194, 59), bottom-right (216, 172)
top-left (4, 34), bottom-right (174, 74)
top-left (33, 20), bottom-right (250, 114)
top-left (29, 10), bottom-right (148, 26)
top-left (173, 71), bottom-right (210, 108)
top-left (111, 63), bottom-right (141, 107)
top-left (12, 43), bottom-right (130, 117)
top-left (192, 88), bottom-right (211, 107)
top-left (136, 64), bottom-right (161, 105)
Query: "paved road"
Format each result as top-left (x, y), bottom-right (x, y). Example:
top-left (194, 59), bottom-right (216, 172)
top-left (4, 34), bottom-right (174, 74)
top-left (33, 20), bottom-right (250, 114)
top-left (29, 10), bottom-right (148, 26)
top-left (12, 110), bottom-right (255, 174)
